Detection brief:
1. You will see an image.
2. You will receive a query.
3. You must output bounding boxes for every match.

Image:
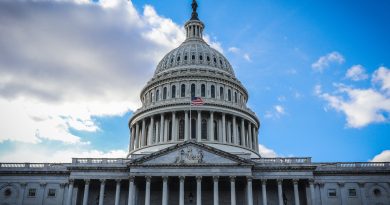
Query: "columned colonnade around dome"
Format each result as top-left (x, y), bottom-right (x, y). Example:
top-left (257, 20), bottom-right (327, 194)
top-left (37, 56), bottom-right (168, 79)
top-left (129, 110), bottom-right (259, 153)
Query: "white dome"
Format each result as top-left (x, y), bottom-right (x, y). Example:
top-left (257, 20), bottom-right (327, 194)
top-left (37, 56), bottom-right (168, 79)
top-left (155, 40), bottom-right (235, 77)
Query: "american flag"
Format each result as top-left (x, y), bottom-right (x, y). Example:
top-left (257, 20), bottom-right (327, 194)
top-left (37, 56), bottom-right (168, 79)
top-left (191, 97), bottom-right (204, 106)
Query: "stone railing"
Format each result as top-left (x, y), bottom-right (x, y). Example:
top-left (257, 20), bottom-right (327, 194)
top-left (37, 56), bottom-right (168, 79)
top-left (0, 163), bottom-right (67, 171)
top-left (71, 158), bottom-right (128, 165)
top-left (316, 162), bottom-right (390, 171)
top-left (254, 157), bottom-right (312, 164)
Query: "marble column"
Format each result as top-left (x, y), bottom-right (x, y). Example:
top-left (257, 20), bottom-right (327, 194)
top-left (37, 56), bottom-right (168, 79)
top-left (130, 126), bottom-right (135, 151)
top-left (247, 177), bottom-right (253, 205)
top-left (196, 176), bottom-right (202, 205)
top-left (99, 179), bottom-right (106, 205)
top-left (309, 180), bottom-right (315, 205)
top-left (185, 111), bottom-right (189, 141)
top-left (19, 183), bottom-right (27, 205)
top-left (197, 111), bottom-right (201, 142)
top-left (135, 123), bottom-right (140, 149)
top-left (160, 114), bottom-right (165, 143)
top-left (128, 177), bottom-right (135, 205)
top-left (115, 180), bottom-right (121, 205)
top-left (230, 176), bottom-right (236, 205)
top-left (241, 119), bottom-right (245, 147)
top-left (82, 180), bottom-right (90, 205)
top-left (40, 183), bottom-right (47, 205)
top-left (66, 179), bottom-right (74, 205)
top-left (222, 114), bottom-right (226, 143)
top-left (277, 179), bottom-right (283, 205)
top-left (162, 177), bottom-right (168, 205)
top-left (253, 126), bottom-right (259, 152)
top-left (164, 119), bottom-right (168, 142)
top-left (213, 176), bottom-right (219, 205)
top-left (179, 177), bottom-right (185, 205)
top-left (141, 119), bottom-right (146, 146)
top-left (148, 116), bottom-right (154, 145)
top-left (172, 112), bottom-right (177, 141)
top-left (232, 116), bottom-right (237, 144)
top-left (209, 112), bottom-right (214, 141)
top-left (293, 179), bottom-right (300, 205)
top-left (248, 123), bottom-right (253, 149)
top-left (261, 179), bottom-right (267, 205)
top-left (145, 177), bottom-right (151, 205)
top-left (358, 183), bottom-right (367, 205)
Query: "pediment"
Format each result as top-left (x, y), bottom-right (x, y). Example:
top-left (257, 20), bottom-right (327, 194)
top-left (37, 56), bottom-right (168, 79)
top-left (131, 141), bottom-right (252, 166)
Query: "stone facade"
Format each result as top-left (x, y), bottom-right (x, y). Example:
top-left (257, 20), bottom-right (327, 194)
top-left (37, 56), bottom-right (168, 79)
top-left (0, 1), bottom-right (389, 205)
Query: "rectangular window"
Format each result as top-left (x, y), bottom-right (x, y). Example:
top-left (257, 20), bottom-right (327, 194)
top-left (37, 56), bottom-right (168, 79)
top-left (348, 189), bottom-right (357, 197)
top-left (328, 189), bottom-right (337, 197)
top-left (28, 189), bottom-right (36, 197)
top-left (47, 189), bottom-right (56, 197)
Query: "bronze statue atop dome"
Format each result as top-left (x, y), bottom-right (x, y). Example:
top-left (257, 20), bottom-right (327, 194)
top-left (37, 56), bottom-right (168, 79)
top-left (191, 0), bottom-right (199, 20)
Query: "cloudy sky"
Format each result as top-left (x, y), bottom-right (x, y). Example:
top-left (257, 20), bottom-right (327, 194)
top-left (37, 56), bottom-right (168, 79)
top-left (0, 0), bottom-right (389, 163)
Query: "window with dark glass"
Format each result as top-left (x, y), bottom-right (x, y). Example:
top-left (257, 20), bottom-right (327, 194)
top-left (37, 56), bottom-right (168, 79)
top-left (192, 55), bottom-right (195, 60)
top-left (201, 119), bottom-right (208, 140)
top-left (211, 85), bottom-right (215, 98)
top-left (4, 188), bottom-right (11, 197)
top-left (28, 189), bottom-right (36, 197)
top-left (199, 55), bottom-right (203, 61)
top-left (348, 189), bottom-right (357, 197)
top-left (228, 89), bottom-right (232, 101)
top-left (220, 87), bottom-right (224, 100)
top-left (177, 56), bottom-right (180, 62)
top-left (156, 90), bottom-right (160, 101)
top-left (234, 92), bottom-right (237, 103)
top-left (207, 56), bottom-right (210, 61)
top-left (150, 92), bottom-right (152, 103)
top-left (181, 84), bottom-right (186, 97)
top-left (168, 121), bottom-right (172, 141)
top-left (184, 55), bottom-right (188, 61)
top-left (191, 84), bottom-right (196, 98)
top-left (328, 189), bottom-right (337, 197)
top-left (48, 189), bottom-right (56, 197)
top-left (191, 119), bottom-right (196, 139)
top-left (171, 85), bottom-right (176, 98)
top-left (213, 121), bottom-right (218, 141)
top-left (201, 84), bottom-right (205, 97)
top-left (179, 120), bottom-right (185, 140)
top-left (163, 87), bottom-right (167, 100)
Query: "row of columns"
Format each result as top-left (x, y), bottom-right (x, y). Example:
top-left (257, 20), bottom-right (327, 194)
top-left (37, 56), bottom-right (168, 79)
top-left (130, 111), bottom-right (259, 152)
top-left (66, 177), bottom-right (311, 205)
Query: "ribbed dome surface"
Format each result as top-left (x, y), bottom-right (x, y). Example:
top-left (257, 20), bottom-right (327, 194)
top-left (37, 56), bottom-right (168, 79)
top-left (154, 40), bottom-right (235, 76)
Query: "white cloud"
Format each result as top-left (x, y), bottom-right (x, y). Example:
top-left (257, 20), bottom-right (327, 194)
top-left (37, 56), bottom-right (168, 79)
top-left (265, 105), bottom-right (286, 119)
top-left (373, 66), bottom-right (390, 94)
top-left (312, 51), bottom-right (345, 72)
top-left (258, 144), bottom-right (278, 158)
top-left (345, 65), bottom-right (368, 81)
top-left (371, 150), bottom-right (390, 162)
top-left (0, 0), bottom-right (222, 144)
top-left (227, 46), bottom-right (251, 62)
top-left (315, 66), bottom-right (390, 128)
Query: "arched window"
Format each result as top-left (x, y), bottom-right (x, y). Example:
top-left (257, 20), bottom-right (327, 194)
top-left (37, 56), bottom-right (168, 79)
top-left (201, 84), bottom-right (206, 97)
top-left (220, 87), bottom-right (224, 100)
top-left (192, 55), bottom-right (195, 60)
top-left (191, 118), bottom-right (196, 139)
top-left (199, 55), bottom-right (203, 61)
top-left (201, 119), bottom-right (208, 140)
top-left (234, 92), bottom-right (237, 103)
top-left (191, 84), bottom-right (196, 98)
top-left (181, 84), bottom-right (186, 97)
top-left (213, 120), bottom-right (218, 141)
top-left (228, 89), bottom-right (232, 101)
top-left (156, 89), bottom-right (160, 102)
top-left (177, 56), bottom-right (180, 62)
top-left (163, 87), bottom-right (167, 100)
top-left (207, 56), bottom-right (210, 61)
top-left (211, 85), bottom-right (215, 98)
top-left (168, 121), bottom-right (172, 141)
top-left (179, 119), bottom-right (185, 140)
top-left (184, 55), bottom-right (188, 61)
top-left (171, 85), bottom-right (176, 99)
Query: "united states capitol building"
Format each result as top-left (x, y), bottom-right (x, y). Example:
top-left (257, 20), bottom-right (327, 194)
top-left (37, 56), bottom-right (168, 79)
top-left (1, 1), bottom-right (389, 205)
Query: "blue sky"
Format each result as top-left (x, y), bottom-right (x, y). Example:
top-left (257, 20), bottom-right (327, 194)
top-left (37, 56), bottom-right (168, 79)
top-left (0, 0), bottom-right (389, 162)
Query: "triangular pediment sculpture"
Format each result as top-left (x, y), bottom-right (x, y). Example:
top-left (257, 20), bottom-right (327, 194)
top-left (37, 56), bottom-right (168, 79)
top-left (130, 141), bottom-right (252, 166)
